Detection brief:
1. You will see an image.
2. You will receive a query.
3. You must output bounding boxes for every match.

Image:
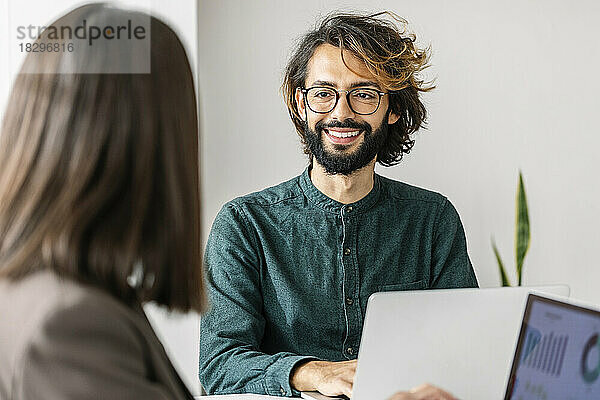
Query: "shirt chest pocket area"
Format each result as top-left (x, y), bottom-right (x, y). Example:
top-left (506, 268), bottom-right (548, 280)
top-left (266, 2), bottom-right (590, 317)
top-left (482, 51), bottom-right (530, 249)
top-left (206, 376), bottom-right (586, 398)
top-left (378, 279), bottom-right (427, 292)
top-left (359, 279), bottom-right (427, 314)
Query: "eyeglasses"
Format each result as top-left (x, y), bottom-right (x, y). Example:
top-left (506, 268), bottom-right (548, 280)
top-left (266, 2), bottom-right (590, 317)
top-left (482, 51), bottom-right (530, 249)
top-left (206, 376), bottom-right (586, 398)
top-left (301, 86), bottom-right (388, 115)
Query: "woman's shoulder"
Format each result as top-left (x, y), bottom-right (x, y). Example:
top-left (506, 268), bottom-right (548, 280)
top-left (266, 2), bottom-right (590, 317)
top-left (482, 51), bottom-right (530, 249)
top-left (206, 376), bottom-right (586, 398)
top-left (0, 270), bottom-right (144, 369)
top-left (0, 270), bottom-right (182, 400)
top-left (0, 269), bottom-right (141, 330)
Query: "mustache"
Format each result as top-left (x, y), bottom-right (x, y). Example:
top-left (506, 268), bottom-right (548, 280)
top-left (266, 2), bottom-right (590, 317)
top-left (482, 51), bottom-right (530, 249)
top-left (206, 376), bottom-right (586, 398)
top-left (315, 119), bottom-right (371, 133)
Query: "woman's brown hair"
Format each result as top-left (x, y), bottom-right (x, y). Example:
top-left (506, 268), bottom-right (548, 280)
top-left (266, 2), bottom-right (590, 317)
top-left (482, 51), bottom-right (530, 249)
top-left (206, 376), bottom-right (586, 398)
top-left (0, 4), bottom-right (206, 313)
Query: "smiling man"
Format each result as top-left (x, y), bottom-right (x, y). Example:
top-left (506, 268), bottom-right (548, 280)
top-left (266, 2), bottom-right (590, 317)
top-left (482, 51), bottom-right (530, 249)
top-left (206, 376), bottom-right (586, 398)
top-left (199, 12), bottom-right (478, 399)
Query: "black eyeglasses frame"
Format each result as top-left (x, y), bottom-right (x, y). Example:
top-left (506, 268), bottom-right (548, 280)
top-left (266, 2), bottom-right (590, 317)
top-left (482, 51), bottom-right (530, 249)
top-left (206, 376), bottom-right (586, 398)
top-left (300, 86), bottom-right (390, 116)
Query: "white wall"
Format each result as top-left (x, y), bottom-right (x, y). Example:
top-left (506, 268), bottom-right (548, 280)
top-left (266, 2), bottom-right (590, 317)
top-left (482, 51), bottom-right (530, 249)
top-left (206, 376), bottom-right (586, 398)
top-left (198, 0), bottom-right (600, 305)
top-left (0, 0), bottom-right (201, 394)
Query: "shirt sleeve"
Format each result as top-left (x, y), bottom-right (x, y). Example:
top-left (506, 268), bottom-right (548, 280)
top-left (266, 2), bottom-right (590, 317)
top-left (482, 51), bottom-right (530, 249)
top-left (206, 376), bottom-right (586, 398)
top-left (199, 203), bottom-right (315, 397)
top-left (16, 297), bottom-right (175, 400)
top-left (430, 198), bottom-right (479, 288)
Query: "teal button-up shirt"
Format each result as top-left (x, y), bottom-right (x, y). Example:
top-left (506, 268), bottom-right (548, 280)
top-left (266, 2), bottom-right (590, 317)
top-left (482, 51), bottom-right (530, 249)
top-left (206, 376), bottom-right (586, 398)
top-left (199, 169), bottom-right (478, 396)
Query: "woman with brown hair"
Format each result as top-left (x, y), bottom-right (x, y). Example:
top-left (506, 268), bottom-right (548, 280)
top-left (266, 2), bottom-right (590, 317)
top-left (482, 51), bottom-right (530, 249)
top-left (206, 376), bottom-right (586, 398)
top-left (0, 4), bottom-right (204, 399)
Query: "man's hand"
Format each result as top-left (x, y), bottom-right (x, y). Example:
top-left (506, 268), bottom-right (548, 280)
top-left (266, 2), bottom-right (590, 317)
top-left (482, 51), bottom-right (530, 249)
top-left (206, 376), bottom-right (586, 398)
top-left (290, 359), bottom-right (357, 398)
top-left (388, 383), bottom-right (458, 400)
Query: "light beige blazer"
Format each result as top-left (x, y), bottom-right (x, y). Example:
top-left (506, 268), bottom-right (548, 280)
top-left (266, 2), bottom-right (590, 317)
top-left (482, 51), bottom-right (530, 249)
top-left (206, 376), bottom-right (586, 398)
top-left (0, 270), bottom-right (194, 400)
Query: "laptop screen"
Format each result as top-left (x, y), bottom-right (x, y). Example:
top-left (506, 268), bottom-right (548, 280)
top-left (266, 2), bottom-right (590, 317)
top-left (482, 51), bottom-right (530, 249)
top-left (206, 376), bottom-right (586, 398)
top-left (505, 294), bottom-right (600, 400)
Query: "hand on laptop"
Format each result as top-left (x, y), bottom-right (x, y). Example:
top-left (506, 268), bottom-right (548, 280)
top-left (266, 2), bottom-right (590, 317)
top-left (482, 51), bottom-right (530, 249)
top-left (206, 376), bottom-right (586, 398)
top-left (388, 383), bottom-right (458, 400)
top-left (290, 359), bottom-right (357, 398)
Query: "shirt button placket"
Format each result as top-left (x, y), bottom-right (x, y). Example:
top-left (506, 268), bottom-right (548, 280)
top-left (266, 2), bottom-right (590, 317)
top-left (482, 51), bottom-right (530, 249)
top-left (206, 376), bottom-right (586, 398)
top-left (341, 205), bottom-right (359, 360)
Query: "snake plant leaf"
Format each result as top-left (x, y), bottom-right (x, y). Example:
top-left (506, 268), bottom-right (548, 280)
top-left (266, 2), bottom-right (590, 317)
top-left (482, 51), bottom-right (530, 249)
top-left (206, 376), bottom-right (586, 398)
top-left (492, 237), bottom-right (511, 287)
top-left (515, 171), bottom-right (530, 286)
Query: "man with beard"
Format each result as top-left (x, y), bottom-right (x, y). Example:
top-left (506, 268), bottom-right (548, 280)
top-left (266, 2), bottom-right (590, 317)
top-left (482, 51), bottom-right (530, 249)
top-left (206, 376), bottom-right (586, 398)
top-left (199, 12), bottom-right (477, 399)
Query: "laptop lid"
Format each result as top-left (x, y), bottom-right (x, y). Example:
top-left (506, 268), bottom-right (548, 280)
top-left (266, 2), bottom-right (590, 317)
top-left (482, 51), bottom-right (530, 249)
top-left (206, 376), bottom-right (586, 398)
top-left (504, 293), bottom-right (600, 399)
top-left (352, 285), bottom-right (570, 400)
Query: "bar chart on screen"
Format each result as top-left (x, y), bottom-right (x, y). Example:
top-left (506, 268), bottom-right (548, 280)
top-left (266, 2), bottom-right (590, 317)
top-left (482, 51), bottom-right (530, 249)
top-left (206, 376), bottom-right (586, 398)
top-left (521, 328), bottom-right (569, 377)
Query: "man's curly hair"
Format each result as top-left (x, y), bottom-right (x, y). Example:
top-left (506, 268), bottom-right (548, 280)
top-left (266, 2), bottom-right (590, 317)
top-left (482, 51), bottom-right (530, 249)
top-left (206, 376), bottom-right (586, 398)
top-left (282, 11), bottom-right (434, 166)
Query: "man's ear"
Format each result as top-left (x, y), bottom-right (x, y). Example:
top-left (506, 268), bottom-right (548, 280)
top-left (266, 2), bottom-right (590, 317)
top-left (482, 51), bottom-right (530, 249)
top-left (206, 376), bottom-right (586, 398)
top-left (387, 111), bottom-right (400, 125)
top-left (295, 88), bottom-right (306, 121)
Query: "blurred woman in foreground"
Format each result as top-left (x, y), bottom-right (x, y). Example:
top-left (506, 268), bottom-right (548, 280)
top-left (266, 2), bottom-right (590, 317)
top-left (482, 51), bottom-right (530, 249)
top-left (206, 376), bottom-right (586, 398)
top-left (0, 4), bottom-right (204, 399)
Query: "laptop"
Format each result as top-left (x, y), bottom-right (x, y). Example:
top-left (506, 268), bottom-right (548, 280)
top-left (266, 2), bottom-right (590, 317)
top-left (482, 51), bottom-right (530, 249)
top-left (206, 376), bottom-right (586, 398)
top-left (504, 293), bottom-right (600, 399)
top-left (301, 285), bottom-right (569, 400)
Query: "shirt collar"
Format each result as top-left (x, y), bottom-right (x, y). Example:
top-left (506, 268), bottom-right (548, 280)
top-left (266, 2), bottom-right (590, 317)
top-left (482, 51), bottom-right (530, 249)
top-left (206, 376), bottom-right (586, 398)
top-left (298, 167), bottom-right (381, 215)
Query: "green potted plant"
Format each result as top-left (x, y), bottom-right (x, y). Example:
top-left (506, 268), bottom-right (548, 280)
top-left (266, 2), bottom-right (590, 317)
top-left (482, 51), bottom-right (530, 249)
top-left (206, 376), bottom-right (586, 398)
top-left (492, 171), bottom-right (530, 286)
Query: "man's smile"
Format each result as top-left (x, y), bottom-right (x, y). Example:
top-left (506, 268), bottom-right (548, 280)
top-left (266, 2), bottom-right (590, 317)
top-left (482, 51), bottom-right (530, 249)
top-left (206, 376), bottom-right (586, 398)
top-left (324, 128), bottom-right (363, 145)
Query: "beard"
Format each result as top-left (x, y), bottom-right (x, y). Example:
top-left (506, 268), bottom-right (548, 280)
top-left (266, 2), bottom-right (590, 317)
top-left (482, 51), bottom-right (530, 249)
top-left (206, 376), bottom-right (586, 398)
top-left (303, 115), bottom-right (389, 176)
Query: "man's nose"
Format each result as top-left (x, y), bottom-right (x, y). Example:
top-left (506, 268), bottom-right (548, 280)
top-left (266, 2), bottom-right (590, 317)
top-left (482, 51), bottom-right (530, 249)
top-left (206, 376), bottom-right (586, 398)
top-left (330, 93), bottom-right (356, 120)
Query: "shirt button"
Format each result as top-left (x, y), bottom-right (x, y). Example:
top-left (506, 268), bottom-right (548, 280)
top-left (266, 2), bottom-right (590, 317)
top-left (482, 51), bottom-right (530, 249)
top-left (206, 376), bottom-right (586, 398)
top-left (346, 347), bottom-right (354, 355)
top-left (344, 248), bottom-right (351, 256)
top-left (345, 297), bottom-right (353, 305)
top-left (279, 387), bottom-right (286, 395)
top-left (347, 206), bottom-right (353, 212)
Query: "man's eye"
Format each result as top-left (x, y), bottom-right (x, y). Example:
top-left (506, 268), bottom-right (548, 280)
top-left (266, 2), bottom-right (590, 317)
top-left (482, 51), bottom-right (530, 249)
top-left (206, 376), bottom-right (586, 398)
top-left (353, 91), bottom-right (376, 100)
top-left (314, 91), bottom-right (334, 98)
